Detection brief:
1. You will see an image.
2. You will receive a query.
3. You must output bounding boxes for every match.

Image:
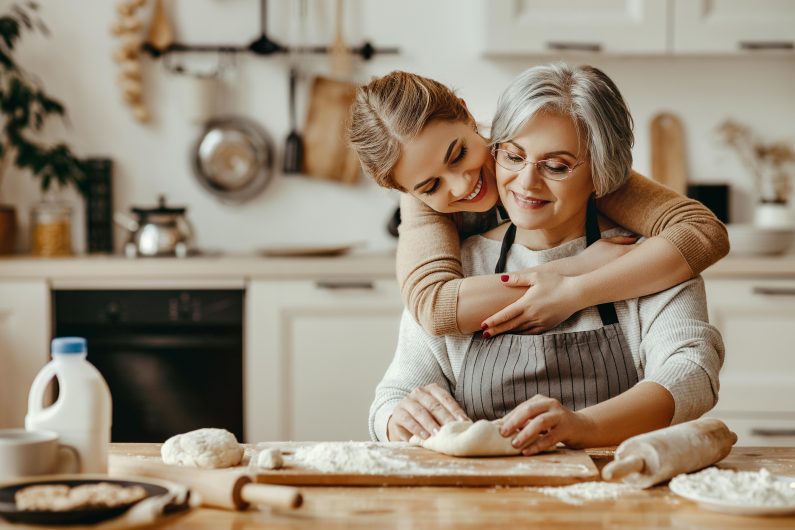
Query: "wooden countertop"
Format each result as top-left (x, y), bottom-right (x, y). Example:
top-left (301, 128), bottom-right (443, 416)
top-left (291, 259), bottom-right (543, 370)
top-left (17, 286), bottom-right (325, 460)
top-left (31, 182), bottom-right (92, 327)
top-left (108, 444), bottom-right (795, 529)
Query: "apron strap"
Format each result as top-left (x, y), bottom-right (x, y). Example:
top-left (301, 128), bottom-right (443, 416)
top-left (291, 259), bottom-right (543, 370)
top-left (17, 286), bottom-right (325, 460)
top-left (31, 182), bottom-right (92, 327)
top-left (493, 195), bottom-right (619, 326)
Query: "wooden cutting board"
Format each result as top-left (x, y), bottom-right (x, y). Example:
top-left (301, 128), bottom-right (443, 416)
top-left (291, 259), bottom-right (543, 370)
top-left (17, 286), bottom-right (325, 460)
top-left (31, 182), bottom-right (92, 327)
top-left (110, 442), bottom-right (599, 487)
top-left (650, 112), bottom-right (688, 194)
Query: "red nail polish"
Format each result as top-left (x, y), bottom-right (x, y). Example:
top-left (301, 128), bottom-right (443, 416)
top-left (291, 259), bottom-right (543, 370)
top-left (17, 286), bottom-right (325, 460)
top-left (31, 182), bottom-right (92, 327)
top-left (483, 331), bottom-right (491, 339)
top-left (500, 275), bottom-right (509, 282)
top-left (481, 323), bottom-right (489, 330)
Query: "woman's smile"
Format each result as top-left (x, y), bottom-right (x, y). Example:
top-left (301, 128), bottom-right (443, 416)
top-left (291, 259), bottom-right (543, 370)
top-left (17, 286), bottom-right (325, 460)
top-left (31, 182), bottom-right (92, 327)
top-left (456, 171), bottom-right (487, 204)
top-left (509, 190), bottom-right (551, 210)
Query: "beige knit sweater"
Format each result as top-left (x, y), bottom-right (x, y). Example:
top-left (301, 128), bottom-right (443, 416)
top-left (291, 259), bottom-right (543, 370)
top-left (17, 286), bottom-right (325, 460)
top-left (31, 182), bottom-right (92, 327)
top-left (396, 170), bottom-right (730, 336)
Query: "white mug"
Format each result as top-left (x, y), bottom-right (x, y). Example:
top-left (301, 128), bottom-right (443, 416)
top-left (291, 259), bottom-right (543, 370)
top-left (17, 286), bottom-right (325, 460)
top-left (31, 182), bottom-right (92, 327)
top-left (0, 429), bottom-right (80, 482)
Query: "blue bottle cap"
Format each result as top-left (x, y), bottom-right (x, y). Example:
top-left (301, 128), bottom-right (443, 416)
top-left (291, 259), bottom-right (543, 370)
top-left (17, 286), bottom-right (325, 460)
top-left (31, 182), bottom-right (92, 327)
top-left (51, 337), bottom-right (87, 355)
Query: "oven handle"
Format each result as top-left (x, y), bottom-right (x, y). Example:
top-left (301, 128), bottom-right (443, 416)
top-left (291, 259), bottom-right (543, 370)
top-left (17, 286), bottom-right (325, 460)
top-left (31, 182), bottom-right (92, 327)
top-left (752, 286), bottom-right (795, 296)
top-left (750, 428), bottom-right (795, 437)
top-left (83, 334), bottom-right (241, 350)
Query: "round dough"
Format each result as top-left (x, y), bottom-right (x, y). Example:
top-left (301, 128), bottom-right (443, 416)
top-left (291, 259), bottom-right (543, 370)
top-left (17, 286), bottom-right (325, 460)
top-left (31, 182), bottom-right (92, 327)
top-left (161, 428), bottom-right (243, 468)
top-left (410, 420), bottom-right (521, 457)
top-left (255, 447), bottom-right (284, 469)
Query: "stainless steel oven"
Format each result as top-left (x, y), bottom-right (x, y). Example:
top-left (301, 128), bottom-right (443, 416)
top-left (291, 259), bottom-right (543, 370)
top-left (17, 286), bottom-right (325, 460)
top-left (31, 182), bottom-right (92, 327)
top-left (53, 289), bottom-right (244, 443)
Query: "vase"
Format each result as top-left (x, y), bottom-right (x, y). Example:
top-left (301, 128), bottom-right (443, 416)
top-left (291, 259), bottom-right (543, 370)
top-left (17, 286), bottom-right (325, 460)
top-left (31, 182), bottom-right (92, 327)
top-left (754, 200), bottom-right (794, 229)
top-left (0, 204), bottom-right (16, 254)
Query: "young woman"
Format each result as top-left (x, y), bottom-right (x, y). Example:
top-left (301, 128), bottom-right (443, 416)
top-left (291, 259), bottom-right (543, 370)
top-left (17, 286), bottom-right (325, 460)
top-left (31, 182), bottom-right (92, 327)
top-left (368, 64), bottom-right (724, 453)
top-left (348, 69), bottom-right (728, 337)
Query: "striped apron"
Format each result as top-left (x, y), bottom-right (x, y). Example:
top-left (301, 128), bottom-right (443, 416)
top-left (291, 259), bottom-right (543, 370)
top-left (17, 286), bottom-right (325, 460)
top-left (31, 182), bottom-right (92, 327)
top-left (454, 197), bottom-right (639, 420)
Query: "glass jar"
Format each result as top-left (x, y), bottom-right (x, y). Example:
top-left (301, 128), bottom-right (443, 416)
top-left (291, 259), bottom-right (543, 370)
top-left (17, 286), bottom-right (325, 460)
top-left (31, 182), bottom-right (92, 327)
top-left (30, 200), bottom-right (73, 256)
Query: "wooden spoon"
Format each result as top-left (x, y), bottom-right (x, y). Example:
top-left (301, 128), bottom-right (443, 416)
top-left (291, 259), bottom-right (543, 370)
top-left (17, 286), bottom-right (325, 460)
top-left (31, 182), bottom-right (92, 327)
top-left (148, 0), bottom-right (174, 51)
top-left (650, 112), bottom-right (688, 194)
top-left (328, 0), bottom-right (352, 79)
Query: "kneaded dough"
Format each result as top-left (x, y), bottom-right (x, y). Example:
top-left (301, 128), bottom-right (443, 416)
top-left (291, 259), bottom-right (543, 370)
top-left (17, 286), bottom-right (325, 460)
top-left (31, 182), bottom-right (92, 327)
top-left (410, 420), bottom-right (521, 457)
top-left (161, 428), bottom-right (243, 468)
top-left (255, 447), bottom-right (284, 469)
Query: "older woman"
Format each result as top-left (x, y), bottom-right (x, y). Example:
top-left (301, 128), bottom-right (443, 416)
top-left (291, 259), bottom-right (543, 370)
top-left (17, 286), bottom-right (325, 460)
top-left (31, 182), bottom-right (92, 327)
top-left (369, 64), bottom-right (724, 454)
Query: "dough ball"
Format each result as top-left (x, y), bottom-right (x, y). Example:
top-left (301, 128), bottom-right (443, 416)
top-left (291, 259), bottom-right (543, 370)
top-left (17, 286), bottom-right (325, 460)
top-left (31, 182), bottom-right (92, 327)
top-left (411, 420), bottom-right (521, 457)
top-left (255, 448), bottom-right (284, 470)
top-left (161, 428), bottom-right (243, 468)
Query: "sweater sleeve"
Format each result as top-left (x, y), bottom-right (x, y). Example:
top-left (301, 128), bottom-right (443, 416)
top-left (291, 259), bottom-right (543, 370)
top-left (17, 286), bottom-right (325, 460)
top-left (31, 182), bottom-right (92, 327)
top-left (395, 194), bottom-right (465, 336)
top-left (595, 171), bottom-right (730, 275)
top-left (368, 310), bottom-right (456, 442)
top-left (636, 277), bottom-right (725, 425)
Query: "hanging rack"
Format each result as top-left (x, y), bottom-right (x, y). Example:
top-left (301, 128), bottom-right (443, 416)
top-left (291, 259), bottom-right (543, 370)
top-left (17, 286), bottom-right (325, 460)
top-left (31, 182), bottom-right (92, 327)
top-left (142, 0), bottom-right (399, 60)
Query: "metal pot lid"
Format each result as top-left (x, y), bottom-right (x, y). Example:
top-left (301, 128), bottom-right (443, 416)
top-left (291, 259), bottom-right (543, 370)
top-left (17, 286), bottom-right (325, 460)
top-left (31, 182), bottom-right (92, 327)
top-left (131, 195), bottom-right (187, 216)
top-left (192, 116), bottom-right (274, 203)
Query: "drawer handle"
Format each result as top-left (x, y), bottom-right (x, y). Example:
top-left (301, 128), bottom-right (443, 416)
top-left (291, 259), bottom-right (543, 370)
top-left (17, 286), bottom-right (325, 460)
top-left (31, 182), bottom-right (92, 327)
top-left (546, 42), bottom-right (602, 52)
top-left (739, 41), bottom-right (794, 51)
top-left (752, 287), bottom-right (795, 296)
top-left (315, 281), bottom-right (375, 290)
top-left (750, 428), bottom-right (795, 437)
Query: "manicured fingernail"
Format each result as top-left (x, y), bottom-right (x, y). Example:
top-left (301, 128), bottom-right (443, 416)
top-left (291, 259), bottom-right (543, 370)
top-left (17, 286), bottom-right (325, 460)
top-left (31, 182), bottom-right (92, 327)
top-left (481, 323), bottom-right (489, 330)
top-left (482, 331), bottom-right (491, 339)
top-left (500, 275), bottom-right (509, 282)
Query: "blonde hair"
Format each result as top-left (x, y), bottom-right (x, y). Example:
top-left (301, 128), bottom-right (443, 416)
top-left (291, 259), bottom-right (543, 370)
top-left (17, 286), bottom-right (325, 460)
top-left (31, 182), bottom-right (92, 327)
top-left (347, 71), bottom-right (472, 190)
top-left (491, 63), bottom-right (634, 197)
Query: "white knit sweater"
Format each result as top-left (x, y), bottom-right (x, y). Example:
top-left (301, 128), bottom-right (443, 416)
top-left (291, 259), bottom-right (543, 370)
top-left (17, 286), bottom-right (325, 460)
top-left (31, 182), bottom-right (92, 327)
top-left (369, 228), bottom-right (725, 442)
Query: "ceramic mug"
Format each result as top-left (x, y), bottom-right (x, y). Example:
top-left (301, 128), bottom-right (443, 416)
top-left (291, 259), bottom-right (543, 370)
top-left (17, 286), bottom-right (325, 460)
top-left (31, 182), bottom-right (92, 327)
top-left (0, 429), bottom-right (80, 482)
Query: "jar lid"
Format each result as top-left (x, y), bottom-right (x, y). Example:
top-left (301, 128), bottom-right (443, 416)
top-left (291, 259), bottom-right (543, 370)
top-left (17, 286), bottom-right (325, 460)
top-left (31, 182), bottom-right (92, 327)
top-left (52, 337), bottom-right (87, 355)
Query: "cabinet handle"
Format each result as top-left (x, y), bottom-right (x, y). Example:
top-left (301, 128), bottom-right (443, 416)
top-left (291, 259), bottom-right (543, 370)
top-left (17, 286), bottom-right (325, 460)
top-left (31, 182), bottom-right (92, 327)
top-left (739, 41), bottom-right (794, 51)
top-left (750, 428), bottom-right (795, 437)
top-left (315, 281), bottom-right (375, 290)
top-left (547, 42), bottom-right (602, 52)
top-left (752, 286), bottom-right (795, 296)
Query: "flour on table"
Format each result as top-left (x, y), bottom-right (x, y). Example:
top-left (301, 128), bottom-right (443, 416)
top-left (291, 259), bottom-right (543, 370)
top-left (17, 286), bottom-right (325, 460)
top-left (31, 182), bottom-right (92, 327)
top-left (410, 420), bottom-right (521, 457)
top-left (161, 428), bottom-right (243, 469)
top-left (670, 467), bottom-right (795, 507)
top-left (532, 482), bottom-right (639, 505)
top-left (290, 442), bottom-right (418, 473)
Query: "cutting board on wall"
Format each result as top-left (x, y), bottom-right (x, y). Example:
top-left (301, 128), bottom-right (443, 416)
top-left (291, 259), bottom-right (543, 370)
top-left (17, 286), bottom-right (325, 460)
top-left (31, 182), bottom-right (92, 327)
top-left (111, 442), bottom-right (599, 487)
top-left (302, 76), bottom-right (361, 185)
top-left (650, 112), bottom-right (688, 195)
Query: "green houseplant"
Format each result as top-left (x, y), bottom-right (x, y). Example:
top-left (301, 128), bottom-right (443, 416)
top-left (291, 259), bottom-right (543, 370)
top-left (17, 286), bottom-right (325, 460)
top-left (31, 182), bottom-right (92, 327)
top-left (0, 1), bottom-right (86, 254)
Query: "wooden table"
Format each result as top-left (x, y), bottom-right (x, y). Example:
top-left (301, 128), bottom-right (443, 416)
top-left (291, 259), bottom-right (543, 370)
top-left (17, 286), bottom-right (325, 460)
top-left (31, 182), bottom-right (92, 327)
top-left (109, 445), bottom-right (795, 529)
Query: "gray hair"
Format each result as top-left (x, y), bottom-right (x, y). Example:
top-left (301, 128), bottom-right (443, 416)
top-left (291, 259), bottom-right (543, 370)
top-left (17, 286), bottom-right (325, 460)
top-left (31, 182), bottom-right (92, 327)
top-left (490, 63), bottom-right (634, 197)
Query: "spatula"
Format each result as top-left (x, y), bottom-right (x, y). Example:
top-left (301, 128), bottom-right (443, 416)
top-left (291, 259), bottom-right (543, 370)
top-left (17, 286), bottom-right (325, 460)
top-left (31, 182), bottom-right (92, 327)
top-left (283, 67), bottom-right (304, 174)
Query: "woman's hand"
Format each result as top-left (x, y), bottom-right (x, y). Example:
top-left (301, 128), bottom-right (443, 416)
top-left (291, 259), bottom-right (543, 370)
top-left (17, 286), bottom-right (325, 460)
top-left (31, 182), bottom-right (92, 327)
top-left (386, 383), bottom-right (470, 441)
top-left (480, 235), bottom-right (638, 335)
top-left (498, 395), bottom-right (595, 455)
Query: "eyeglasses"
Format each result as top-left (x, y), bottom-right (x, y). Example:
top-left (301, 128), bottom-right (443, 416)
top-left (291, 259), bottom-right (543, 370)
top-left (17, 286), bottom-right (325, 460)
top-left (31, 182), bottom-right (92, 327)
top-left (491, 148), bottom-right (585, 181)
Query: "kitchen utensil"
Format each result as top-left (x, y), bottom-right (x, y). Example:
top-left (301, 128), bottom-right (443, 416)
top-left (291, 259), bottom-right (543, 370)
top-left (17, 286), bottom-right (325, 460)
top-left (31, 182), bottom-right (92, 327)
top-left (283, 67), bottom-right (304, 174)
top-left (111, 442), bottom-right (598, 487)
top-left (108, 456), bottom-right (302, 511)
top-left (0, 475), bottom-right (189, 526)
top-left (303, 76), bottom-right (360, 184)
top-left (727, 224), bottom-right (795, 255)
top-left (329, 0), bottom-right (352, 78)
top-left (114, 195), bottom-right (194, 258)
top-left (192, 116), bottom-right (275, 203)
top-left (650, 112), bottom-right (688, 194)
top-left (601, 418), bottom-right (737, 489)
top-left (147, 0), bottom-right (174, 51)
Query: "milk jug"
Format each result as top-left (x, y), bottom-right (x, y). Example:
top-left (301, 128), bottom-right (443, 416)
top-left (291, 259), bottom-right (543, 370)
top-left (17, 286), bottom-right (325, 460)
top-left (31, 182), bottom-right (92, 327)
top-left (25, 337), bottom-right (112, 473)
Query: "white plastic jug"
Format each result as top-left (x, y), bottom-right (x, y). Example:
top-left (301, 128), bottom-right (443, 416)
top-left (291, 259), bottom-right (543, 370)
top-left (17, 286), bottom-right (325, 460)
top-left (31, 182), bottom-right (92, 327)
top-left (25, 337), bottom-right (112, 473)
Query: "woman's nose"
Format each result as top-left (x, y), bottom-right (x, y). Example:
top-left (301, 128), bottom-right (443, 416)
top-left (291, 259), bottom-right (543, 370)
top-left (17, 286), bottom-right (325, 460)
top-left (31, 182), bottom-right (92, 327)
top-left (518, 162), bottom-right (542, 189)
top-left (448, 173), bottom-right (472, 198)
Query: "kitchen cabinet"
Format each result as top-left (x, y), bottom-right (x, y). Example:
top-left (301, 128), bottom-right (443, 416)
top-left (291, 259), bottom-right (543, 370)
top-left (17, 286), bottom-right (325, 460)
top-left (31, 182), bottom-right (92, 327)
top-left (484, 0), bottom-right (795, 56)
top-left (246, 278), bottom-right (402, 443)
top-left (484, 0), bottom-right (668, 55)
top-left (672, 0), bottom-right (795, 53)
top-left (0, 280), bottom-right (50, 429)
top-left (704, 278), bottom-right (795, 446)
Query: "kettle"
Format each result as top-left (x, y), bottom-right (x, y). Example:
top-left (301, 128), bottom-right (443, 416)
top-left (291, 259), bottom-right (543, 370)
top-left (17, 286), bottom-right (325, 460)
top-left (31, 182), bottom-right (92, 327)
top-left (114, 196), bottom-right (195, 258)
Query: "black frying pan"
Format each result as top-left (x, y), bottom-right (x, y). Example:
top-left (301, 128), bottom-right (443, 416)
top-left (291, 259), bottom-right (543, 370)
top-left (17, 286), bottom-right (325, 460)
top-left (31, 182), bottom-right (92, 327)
top-left (0, 477), bottom-right (178, 526)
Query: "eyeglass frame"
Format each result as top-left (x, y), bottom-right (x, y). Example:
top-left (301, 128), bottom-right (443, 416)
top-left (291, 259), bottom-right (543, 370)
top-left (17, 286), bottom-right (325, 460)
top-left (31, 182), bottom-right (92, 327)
top-left (490, 146), bottom-right (586, 181)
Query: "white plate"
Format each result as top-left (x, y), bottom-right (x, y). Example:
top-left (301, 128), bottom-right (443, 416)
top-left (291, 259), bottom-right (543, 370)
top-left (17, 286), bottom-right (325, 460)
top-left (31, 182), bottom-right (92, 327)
top-left (669, 473), bottom-right (795, 516)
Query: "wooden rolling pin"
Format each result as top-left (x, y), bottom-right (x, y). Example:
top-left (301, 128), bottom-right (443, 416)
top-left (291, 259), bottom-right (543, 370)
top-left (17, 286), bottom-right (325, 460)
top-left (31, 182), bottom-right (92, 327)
top-left (602, 418), bottom-right (737, 489)
top-left (109, 456), bottom-right (303, 510)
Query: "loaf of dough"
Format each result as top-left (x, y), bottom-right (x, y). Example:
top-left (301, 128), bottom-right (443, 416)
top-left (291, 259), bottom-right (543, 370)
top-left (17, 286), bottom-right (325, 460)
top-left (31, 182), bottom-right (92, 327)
top-left (161, 428), bottom-right (243, 468)
top-left (410, 420), bottom-right (522, 457)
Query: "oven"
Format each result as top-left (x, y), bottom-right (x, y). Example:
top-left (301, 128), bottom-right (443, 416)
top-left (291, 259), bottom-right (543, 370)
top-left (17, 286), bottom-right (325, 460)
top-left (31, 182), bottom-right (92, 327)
top-left (53, 289), bottom-right (244, 443)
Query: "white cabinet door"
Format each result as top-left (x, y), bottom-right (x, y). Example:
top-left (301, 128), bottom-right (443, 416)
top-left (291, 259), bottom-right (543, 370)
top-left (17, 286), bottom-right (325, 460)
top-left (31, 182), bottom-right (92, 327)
top-left (246, 279), bottom-right (402, 443)
top-left (484, 0), bottom-right (668, 55)
top-left (704, 279), bottom-right (795, 416)
top-left (673, 0), bottom-right (795, 53)
top-left (0, 281), bottom-right (50, 429)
